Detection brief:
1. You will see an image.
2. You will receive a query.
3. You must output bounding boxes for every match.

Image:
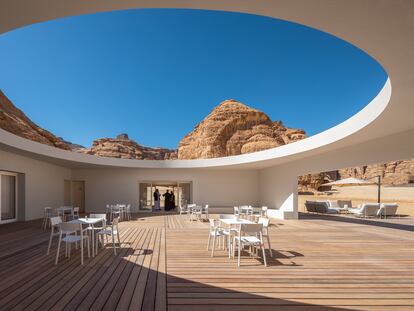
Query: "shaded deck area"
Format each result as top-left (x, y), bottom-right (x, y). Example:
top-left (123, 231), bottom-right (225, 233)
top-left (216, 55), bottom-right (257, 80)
top-left (0, 213), bottom-right (414, 310)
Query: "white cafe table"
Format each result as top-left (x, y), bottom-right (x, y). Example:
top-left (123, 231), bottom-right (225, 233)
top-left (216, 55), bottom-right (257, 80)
top-left (219, 218), bottom-right (255, 258)
top-left (68, 217), bottom-right (104, 257)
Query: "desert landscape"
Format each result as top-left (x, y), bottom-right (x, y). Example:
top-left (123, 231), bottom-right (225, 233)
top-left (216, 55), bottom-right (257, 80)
top-left (1, 89), bottom-right (413, 215)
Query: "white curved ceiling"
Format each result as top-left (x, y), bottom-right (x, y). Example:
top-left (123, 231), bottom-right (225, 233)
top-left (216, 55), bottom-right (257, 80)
top-left (0, 0), bottom-right (413, 169)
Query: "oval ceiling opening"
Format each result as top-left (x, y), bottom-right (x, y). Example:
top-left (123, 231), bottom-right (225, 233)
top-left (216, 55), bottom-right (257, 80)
top-left (0, 8), bottom-right (387, 160)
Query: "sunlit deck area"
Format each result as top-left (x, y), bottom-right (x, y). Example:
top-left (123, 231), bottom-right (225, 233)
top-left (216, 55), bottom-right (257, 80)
top-left (0, 213), bottom-right (413, 310)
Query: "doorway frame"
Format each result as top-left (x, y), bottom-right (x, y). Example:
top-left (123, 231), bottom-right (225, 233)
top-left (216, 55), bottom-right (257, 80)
top-left (137, 180), bottom-right (192, 209)
top-left (0, 171), bottom-right (18, 224)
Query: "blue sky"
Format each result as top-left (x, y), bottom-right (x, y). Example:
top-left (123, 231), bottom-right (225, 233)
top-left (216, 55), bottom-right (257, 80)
top-left (0, 9), bottom-right (387, 149)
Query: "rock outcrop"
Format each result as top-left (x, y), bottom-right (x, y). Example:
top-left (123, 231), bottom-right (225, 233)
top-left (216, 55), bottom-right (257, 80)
top-left (82, 133), bottom-right (177, 160)
top-left (339, 160), bottom-right (414, 185)
top-left (0, 90), bottom-right (70, 150)
top-left (178, 99), bottom-right (305, 159)
top-left (1, 90), bottom-right (412, 187)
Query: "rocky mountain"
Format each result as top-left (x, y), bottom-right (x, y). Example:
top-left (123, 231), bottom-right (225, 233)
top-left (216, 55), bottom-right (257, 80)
top-left (82, 134), bottom-right (177, 160)
top-left (0, 90), bottom-right (70, 150)
top-left (298, 160), bottom-right (414, 192)
top-left (1, 90), bottom-right (412, 188)
top-left (178, 99), bottom-right (305, 159)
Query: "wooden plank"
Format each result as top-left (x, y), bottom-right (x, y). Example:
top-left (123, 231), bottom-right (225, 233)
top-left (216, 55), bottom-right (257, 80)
top-left (0, 213), bottom-right (413, 310)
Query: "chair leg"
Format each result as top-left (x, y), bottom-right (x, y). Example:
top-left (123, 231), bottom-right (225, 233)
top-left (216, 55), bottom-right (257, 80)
top-left (211, 235), bottom-right (216, 257)
top-left (47, 231), bottom-right (53, 255)
top-left (266, 235), bottom-right (273, 257)
top-left (87, 237), bottom-right (90, 258)
top-left (112, 234), bottom-right (116, 255)
top-left (207, 234), bottom-right (211, 250)
top-left (68, 243), bottom-right (71, 258)
top-left (261, 243), bottom-right (267, 267)
top-left (237, 240), bottom-right (241, 267)
top-left (55, 236), bottom-right (61, 265)
top-left (81, 239), bottom-right (84, 265)
top-left (117, 232), bottom-right (121, 246)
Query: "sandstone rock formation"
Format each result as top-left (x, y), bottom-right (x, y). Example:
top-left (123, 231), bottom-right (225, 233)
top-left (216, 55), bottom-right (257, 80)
top-left (178, 99), bottom-right (305, 159)
top-left (0, 90), bottom-right (70, 150)
top-left (339, 160), bottom-right (414, 185)
top-left (82, 134), bottom-right (177, 160)
top-left (1, 90), bottom-right (412, 188)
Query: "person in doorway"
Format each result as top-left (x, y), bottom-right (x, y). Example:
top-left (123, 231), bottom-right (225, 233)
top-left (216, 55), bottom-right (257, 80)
top-left (163, 190), bottom-right (171, 211)
top-left (153, 188), bottom-right (161, 211)
top-left (170, 190), bottom-right (176, 210)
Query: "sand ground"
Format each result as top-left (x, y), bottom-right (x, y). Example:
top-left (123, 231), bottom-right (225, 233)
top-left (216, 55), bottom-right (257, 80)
top-left (298, 184), bottom-right (414, 216)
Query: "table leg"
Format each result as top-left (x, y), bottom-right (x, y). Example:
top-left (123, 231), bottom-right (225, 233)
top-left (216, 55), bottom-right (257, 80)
top-left (92, 225), bottom-right (95, 257)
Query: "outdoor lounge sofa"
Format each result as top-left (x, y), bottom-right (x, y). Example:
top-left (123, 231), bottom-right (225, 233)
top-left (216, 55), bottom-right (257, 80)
top-left (348, 203), bottom-right (380, 217)
top-left (327, 200), bottom-right (353, 212)
top-left (377, 203), bottom-right (399, 218)
top-left (305, 201), bottom-right (339, 214)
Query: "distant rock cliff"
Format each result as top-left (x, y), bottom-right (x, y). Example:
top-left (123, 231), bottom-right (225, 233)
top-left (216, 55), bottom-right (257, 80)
top-left (178, 99), bottom-right (305, 159)
top-left (1, 90), bottom-right (412, 188)
top-left (0, 90), bottom-right (70, 150)
top-left (82, 133), bottom-right (178, 160)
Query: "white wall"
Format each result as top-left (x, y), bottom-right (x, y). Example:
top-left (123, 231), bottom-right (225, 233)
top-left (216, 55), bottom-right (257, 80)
top-left (0, 149), bottom-right (71, 220)
top-left (71, 167), bottom-right (260, 213)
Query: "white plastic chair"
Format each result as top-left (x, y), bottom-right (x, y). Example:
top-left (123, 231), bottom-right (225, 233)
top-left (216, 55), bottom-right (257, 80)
top-left (42, 207), bottom-right (54, 230)
top-left (203, 204), bottom-right (209, 220)
top-left (261, 206), bottom-right (268, 217)
top-left (47, 216), bottom-right (67, 255)
top-left (179, 203), bottom-right (188, 215)
top-left (233, 206), bottom-right (240, 216)
top-left (207, 219), bottom-right (227, 257)
top-left (233, 223), bottom-right (267, 267)
top-left (73, 207), bottom-right (80, 219)
top-left (55, 222), bottom-right (90, 265)
top-left (219, 214), bottom-right (239, 257)
top-left (258, 217), bottom-right (273, 257)
top-left (97, 217), bottom-right (121, 255)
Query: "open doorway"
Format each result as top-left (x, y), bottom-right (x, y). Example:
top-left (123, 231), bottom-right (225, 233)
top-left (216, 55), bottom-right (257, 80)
top-left (138, 181), bottom-right (192, 211)
top-left (64, 180), bottom-right (85, 213)
top-left (0, 171), bottom-right (18, 224)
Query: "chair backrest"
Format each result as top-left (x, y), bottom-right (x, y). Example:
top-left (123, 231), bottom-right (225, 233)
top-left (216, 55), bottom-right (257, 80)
top-left (187, 203), bottom-right (196, 208)
top-left (209, 219), bottom-right (219, 229)
top-left (258, 217), bottom-right (269, 228)
top-left (73, 207), bottom-right (80, 212)
top-left (240, 223), bottom-right (263, 235)
top-left (59, 222), bottom-right (82, 233)
top-left (44, 207), bottom-right (53, 217)
top-left (50, 216), bottom-right (62, 227)
top-left (360, 203), bottom-right (380, 216)
top-left (378, 203), bottom-right (398, 216)
top-left (112, 216), bottom-right (120, 229)
top-left (219, 214), bottom-right (236, 220)
top-left (261, 206), bottom-right (268, 216)
top-left (233, 206), bottom-right (240, 215)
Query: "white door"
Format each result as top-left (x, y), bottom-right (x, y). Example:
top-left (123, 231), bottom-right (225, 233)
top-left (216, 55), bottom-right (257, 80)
top-left (0, 171), bottom-right (18, 224)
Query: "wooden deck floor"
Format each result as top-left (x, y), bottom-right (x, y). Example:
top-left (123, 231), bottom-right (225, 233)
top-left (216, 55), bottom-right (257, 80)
top-left (0, 213), bottom-right (414, 310)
